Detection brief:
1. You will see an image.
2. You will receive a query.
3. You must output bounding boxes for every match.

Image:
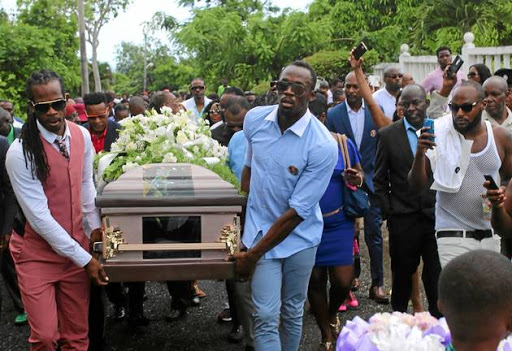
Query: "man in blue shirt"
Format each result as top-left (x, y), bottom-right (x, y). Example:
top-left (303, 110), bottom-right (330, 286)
top-left (374, 84), bottom-right (441, 317)
top-left (234, 61), bottom-right (337, 351)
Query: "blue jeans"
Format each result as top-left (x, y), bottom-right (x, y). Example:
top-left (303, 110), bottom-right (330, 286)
top-left (251, 246), bottom-right (317, 351)
top-left (363, 204), bottom-right (384, 286)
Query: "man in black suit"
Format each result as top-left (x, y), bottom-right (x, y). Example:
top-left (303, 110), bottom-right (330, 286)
top-left (0, 135), bottom-right (18, 322)
top-left (0, 107), bottom-right (21, 143)
top-left (374, 84), bottom-right (441, 317)
top-left (83, 92), bottom-right (120, 153)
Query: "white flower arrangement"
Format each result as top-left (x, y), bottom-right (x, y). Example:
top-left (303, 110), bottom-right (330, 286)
top-left (96, 107), bottom-right (238, 187)
top-left (337, 312), bottom-right (512, 351)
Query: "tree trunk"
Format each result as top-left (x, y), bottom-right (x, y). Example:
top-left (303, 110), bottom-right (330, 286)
top-left (92, 36), bottom-right (102, 92)
top-left (78, 0), bottom-right (89, 95)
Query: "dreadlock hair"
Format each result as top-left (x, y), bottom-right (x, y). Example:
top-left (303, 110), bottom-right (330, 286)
top-left (21, 69), bottom-right (65, 183)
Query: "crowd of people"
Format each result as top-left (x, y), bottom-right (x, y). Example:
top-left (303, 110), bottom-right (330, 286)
top-left (2, 45), bottom-right (512, 351)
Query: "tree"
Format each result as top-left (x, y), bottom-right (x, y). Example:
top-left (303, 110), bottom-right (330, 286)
top-left (84, 0), bottom-right (131, 92)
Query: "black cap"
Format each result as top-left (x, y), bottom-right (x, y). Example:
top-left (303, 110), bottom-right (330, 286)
top-left (494, 68), bottom-right (512, 86)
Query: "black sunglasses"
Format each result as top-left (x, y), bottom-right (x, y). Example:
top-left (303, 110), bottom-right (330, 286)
top-left (277, 80), bottom-right (307, 97)
top-left (448, 101), bottom-right (479, 113)
top-left (191, 85), bottom-right (205, 91)
top-left (31, 98), bottom-right (67, 113)
top-left (467, 72), bottom-right (479, 78)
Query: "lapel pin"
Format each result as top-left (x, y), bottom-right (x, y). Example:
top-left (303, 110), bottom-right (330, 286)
top-left (370, 130), bottom-right (377, 138)
top-left (289, 166), bottom-right (299, 175)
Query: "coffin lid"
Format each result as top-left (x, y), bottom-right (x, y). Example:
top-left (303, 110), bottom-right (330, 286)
top-left (96, 163), bottom-right (245, 207)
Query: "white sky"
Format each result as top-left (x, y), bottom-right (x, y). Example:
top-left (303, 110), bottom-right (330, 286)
top-left (1, 0), bottom-right (311, 69)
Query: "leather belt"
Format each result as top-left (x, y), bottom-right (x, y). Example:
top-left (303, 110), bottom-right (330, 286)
top-left (323, 207), bottom-right (342, 218)
top-left (436, 229), bottom-right (493, 241)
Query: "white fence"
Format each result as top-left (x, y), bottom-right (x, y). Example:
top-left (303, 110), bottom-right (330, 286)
top-left (372, 32), bottom-right (512, 84)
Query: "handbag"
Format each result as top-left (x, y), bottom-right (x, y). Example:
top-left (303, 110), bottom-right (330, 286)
top-left (332, 133), bottom-right (370, 218)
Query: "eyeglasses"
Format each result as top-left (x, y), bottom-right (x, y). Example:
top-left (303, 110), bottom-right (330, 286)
top-left (277, 80), bottom-right (307, 97)
top-left (448, 101), bottom-right (480, 113)
top-left (30, 98), bottom-right (67, 113)
top-left (210, 109), bottom-right (223, 114)
top-left (386, 74), bottom-right (403, 79)
top-left (190, 85), bottom-right (205, 91)
top-left (86, 108), bottom-right (109, 119)
top-left (467, 72), bottom-right (479, 78)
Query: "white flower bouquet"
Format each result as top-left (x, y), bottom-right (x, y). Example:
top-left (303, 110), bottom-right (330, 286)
top-left (95, 107), bottom-right (238, 188)
top-left (337, 312), bottom-right (512, 351)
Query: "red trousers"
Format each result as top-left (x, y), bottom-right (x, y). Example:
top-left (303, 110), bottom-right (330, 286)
top-left (10, 233), bottom-right (90, 351)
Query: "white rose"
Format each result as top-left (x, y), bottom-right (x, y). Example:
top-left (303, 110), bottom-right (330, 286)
top-left (162, 153), bottom-right (177, 163)
top-left (122, 161), bottom-right (139, 173)
top-left (176, 130), bottom-right (188, 145)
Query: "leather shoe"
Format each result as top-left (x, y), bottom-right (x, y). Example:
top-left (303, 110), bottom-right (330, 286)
top-left (127, 313), bottom-right (150, 327)
top-left (165, 308), bottom-right (187, 322)
top-left (369, 286), bottom-right (389, 304)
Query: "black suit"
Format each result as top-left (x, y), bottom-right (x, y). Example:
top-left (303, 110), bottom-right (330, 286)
top-left (1, 136), bottom-right (25, 317)
top-left (374, 118), bottom-right (441, 317)
top-left (82, 120), bottom-right (120, 152)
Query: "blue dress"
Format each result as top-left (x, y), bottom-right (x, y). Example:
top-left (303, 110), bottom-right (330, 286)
top-left (315, 138), bottom-right (361, 266)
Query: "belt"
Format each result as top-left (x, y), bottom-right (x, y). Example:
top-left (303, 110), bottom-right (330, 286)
top-left (436, 229), bottom-right (493, 241)
top-left (323, 207), bottom-right (342, 218)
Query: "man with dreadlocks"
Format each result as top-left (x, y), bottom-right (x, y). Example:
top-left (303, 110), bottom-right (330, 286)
top-left (5, 69), bottom-right (107, 351)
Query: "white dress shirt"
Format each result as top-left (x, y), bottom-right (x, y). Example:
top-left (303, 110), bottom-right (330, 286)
top-left (6, 120), bottom-right (101, 267)
top-left (183, 96), bottom-right (212, 124)
top-left (372, 88), bottom-right (396, 119)
top-left (347, 102), bottom-right (366, 149)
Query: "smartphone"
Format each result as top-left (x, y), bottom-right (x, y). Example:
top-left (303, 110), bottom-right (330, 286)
top-left (484, 175), bottom-right (499, 190)
top-left (422, 118), bottom-right (435, 142)
top-left (352, 42), bottom-right (368, 60)
top-left (448, 55), bottom-right (464, 77)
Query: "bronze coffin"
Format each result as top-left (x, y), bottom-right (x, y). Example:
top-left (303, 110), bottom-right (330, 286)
top-left (95, 163), bottom-right (245, 282)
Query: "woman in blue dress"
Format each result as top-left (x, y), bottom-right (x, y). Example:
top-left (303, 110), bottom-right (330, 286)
top-left (308, 135), bottom-right (363, 351)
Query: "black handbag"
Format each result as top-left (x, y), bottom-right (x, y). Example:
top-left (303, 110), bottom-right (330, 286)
top-left (332, 133), bottom-right (370, 218)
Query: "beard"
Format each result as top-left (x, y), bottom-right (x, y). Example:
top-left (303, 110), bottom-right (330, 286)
top-left (453, 110), bottom-right (482, 134)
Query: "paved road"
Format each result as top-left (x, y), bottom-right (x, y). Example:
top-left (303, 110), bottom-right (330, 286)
top-left (0, 226), bottom-right (397, 350)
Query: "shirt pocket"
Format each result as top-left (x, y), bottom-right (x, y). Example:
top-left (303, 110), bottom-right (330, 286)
top-left (266, 153), bottom-right (306, 196)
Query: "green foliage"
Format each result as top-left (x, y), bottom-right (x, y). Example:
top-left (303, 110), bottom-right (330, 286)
top-left (304, 49), bottom-right (380, 80)
top-left (0, 1), bottom-right (80, 117)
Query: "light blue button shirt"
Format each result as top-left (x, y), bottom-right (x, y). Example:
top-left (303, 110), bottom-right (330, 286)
top-left (243, 105), bottom-right (338, 259)
top-left (228, 130), bottom-right (247, 182)
top-left (403, 117), bottom-right (419, 155)
top-left (347, 102), bottom-right (366, 149)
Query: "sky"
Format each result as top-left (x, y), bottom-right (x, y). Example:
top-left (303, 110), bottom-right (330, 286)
top-left (1, 0), bottom-right (312, 69)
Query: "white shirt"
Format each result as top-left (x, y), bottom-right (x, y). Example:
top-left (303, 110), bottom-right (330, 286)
top-left (372, 88), bottom-right (397, 119)
top-left (6, 120), bottom-right (101, 267)
top-left (347, 102), bottom-right (366, 149)
top-left (183, 96), bottom-right (212, 123)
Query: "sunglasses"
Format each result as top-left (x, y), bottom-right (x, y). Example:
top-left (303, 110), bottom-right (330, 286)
top-left (448, 101), bottom-right (479, 113)
top-left (467, 72), bottom-right (479, 78)
top-left (210, 109), bottom-right (223, 114)
top-left (86, 108), bottom-right (109, 119)
top-left (386, 74), bottom-right (403, 79)
top-left (30, 98), bottom-right (67, 113)
top-left (226, 122), bottom-right (244, 129)
top-left (190, 85), bottom-right (205, 91)
top-left (277, 80), bottom-right (307, 97)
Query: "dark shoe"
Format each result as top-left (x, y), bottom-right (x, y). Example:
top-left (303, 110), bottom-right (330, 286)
top-left (217, 307), bottom-right (232, 323)
top-left (165, 309), bottom-right (187, 322)
top-left (227, 326), bottom-right (244, 344)
top-left (127, 313), bottom-right (149, 327)
top-left (369, 286), bottom-right (389, 304)
top-left (111, 306), bottom-right (126, 321)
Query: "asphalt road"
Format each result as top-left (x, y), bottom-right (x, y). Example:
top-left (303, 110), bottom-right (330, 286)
top-left (0, 225), bottom-right (398, 351)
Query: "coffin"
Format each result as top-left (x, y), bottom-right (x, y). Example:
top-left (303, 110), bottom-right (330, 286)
top-left (95, 163), bottom-right (245, 282)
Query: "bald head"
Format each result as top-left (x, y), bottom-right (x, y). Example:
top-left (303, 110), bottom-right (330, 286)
top-left (483, 76), bottom-right (508, 93)
top-left (129, 96), bottom-right (146, 116)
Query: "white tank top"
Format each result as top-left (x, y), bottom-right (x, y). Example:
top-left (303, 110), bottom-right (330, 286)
top-left (436, 121), bottom-right (501, 230)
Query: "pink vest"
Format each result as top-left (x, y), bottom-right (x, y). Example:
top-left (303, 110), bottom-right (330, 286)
top-left (21, 122), bottom-right (89, 263)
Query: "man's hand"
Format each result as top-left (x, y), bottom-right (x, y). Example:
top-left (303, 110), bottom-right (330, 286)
top-left (89, 227), bottom-right (103, 257)
top-left (439, 65), bottom-right (458, 97)
top-left (416, 127), bottom-right (436, 156)
top-left (484, 182), bottom-right (507, 208)
top-left (0, 234), bottom-right (10, 250)
top-left (85, 257), bottom-right (109, 286)
top-left (233, 251), bottom-right (259, 281)
top-left (348, 53), bottom-right (363, 70)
